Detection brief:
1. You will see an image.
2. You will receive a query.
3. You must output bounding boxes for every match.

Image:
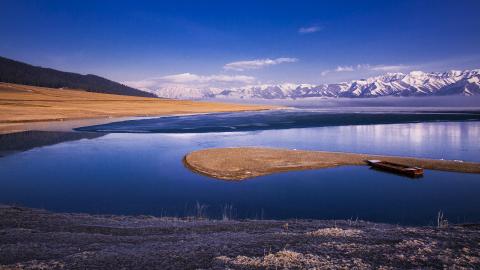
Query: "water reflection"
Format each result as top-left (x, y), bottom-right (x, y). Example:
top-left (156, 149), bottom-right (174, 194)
top-left (330, 122), bottom-right (480, 160)
top-left (177, 121), bottom-right (480, 161)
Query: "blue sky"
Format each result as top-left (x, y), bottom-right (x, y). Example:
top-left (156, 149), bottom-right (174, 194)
top-left (1, 0), bottom-right (479, 89)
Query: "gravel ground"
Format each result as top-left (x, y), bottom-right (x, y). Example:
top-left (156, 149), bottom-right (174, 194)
top-left (1, 205), bottom-right (479, 269)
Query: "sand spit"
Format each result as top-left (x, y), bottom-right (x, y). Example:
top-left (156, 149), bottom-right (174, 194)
top-left (0, 82), bottom-right (277, 134)
top-left (0, 205), bottom-right (479, 269)
top-left (184, 147), bottom-right (480, 180)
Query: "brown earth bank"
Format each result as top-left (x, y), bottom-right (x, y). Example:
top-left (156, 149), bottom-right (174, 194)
top-left (0, 82), bottom-right (277, 134)
top-left (184, 147), bottom-right (480, 180)
top-left (0, 205), bottom-right (479, 269)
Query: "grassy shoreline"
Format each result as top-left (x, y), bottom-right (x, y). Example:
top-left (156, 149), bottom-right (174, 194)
top-left (0, 82), bottom-right (278, 134)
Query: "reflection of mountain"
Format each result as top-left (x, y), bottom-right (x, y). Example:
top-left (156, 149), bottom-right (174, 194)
top-left (0, 131), bottom-right (106, 157)
top-left (147, 69), bottom-right (480, 99)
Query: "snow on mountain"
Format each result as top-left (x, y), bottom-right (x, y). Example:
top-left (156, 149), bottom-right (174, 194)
top-left (144, 84), bottom-right (222, 99)
top-left (146, 69), bottom-right (480, 99)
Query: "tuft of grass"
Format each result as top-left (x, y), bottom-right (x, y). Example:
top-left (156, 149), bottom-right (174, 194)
top-left (221, 204), bottom-right (234, 221)
top-left (306, 227), bottom-right (363, 237)
top-left (195, 201), bottom-right (208, 219)
top-left (216, 249), bottom-right (371, 269)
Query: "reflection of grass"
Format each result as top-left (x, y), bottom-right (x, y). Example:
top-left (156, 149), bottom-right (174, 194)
top-left (0, 130), bottom-right (105, 156)
top-left (222, 204), bottom-right (234, 221)
top-left (437, 211), bottom-right (449, 228)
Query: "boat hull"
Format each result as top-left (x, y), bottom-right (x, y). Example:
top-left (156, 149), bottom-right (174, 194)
top-left (366, 160), bottom-right (424, 178)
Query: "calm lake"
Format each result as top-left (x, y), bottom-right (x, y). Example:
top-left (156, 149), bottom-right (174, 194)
top-left (1, 110), bottom-right (480, 225)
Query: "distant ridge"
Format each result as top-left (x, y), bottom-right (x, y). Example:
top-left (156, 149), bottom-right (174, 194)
top-left (144, 69), bottom-right (480, 99)
top-left (0, 56), bottom-right (156, 98)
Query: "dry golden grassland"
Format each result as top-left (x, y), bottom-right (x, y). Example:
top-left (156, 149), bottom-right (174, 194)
top-left (0, 82), bottom-right (276, 133)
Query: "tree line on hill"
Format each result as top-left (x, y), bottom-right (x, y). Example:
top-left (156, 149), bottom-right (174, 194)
top-left (0, 56), bottom-right (156, 98)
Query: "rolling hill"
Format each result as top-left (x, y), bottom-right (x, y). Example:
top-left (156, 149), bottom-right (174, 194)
top-left (0, 56), bottom-right (155, 98)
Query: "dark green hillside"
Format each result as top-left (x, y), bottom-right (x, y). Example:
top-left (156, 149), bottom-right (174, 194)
top-left (0, 56), bottom-right (155, 98)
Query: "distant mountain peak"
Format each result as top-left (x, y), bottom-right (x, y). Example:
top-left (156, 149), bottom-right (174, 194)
top-left (144, 68), bottom-right (480, 99)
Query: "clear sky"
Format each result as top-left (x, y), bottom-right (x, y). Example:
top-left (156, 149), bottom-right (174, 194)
top-left (1, 0), bottom-right (479, 88)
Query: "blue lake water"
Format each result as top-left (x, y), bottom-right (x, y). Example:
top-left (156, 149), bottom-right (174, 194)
top-left (1, 111), bottom-right (480, 225)
top-left (76, 109), bottom-right (480, 134)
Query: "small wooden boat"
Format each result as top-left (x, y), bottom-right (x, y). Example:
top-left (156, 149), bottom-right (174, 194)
top-left (366, 160), bottom-right (424, 177)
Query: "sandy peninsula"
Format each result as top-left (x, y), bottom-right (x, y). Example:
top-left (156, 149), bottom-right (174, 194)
top-left (184, 147), bottom-right (480, 180)
top-left (0, 82), bottom-right (277, 134)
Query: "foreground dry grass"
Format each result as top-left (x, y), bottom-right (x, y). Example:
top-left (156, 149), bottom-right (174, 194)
top-left (184, 147), bottom-right (480, 180)
top-left (1, 205), bottom-right (479, 269)
top-left (0, 82), bottom-right (276, 133)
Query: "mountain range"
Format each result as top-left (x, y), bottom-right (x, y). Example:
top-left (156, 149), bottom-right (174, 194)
top-left (0, 56), bottom-right (155, 98)
top-left (2, 55), bottom-right (478, 100)
top-left (145, 69), bottom-right (480, 99)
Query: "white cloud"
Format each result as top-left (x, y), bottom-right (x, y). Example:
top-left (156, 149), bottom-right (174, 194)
top-left (298, 26), bottom-right (323, 34)
top-left (224, 57), bottom-right (298, 71)
top-left (123, 79), bottom-right (160, 90)
top-left (321, 64), bottom-right (409, 76)
top-left (335, 66), bottom-right (355, 72)
top-left (368, 65), bottom-right (407, 71)
top-left (320, 70), bottom-right (330, 76)
top-left (161, 73), bottom-right (255, 84)
top-left (124, 73), bottom-right (256, 92)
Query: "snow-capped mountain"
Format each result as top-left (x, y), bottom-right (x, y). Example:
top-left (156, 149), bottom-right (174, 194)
top-left (146, 69), bottom-right (480, 99)
top-left (144, 84), bottom-right (220, 99)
